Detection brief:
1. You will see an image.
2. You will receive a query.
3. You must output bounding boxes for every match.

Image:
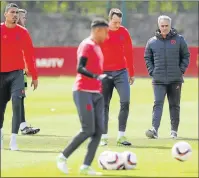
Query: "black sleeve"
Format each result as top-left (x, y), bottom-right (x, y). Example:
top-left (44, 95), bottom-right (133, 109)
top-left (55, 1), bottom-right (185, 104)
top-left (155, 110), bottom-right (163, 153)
top-left (179, 36), bottom-right (190, 74)
top-left (77, 56), bottom-right (98, 79)
top-left (144, 40), bottom-right (154, 76)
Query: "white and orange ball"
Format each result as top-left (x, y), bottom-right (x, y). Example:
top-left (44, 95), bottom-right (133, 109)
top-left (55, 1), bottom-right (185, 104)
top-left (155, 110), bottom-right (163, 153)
top-left (98, 151), bottom-right (124, 170)
top-left (172, 141), bottom-right (192, 162)
top-left (121, 151), bottom-right (137, 170)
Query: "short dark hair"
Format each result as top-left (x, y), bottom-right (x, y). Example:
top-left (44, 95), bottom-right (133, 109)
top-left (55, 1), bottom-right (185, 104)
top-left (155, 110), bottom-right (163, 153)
top-left (109, 8), bottom-right (123, 19)
top-left (19, 9), bottom-right (27, 14)
top-left (91, 18), bottom-right (109, 28)
top-left (5, 3), bottom-right (18, 12)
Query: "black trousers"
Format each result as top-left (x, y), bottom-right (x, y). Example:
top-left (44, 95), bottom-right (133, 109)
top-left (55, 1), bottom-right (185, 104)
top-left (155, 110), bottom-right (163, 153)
top-left (63, 91), bottom-right (104, 166)
top-left (0, 70), bottom-right (25, 134)
top-left (152, 83), bottom-right (182, 132)
top-left (102, 69), bottom-right (130, 134)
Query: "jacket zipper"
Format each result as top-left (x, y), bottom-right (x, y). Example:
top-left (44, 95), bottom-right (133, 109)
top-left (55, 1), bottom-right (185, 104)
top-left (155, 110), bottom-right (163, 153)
top-left (164, 39), bottom-right (167, 83)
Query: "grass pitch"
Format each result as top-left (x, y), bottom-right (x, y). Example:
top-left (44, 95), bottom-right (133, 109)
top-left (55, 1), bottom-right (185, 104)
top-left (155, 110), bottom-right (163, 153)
top-left (1, 77), bottom-right (198, 177)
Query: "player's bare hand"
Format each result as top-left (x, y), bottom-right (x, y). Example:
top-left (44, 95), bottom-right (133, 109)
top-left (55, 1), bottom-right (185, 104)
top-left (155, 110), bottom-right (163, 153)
top-left (24, 68), bottom-right (29, 74)
top-left (31, 80), bottom-right (38, 90)
top-left (129, 77), bottom-right (135, 85)
top-left (24, 63), bottom-right (29, 73)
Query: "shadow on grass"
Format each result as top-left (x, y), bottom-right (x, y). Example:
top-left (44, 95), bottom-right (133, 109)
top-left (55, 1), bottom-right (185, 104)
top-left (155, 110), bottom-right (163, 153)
top-left (118, 145), bottom-right (172, 149)
top-left (32, 134), bottom-right (71, 138)
top-left (4, 148), bottom-right (60, 153)
top-left (177, 137), bottom-right (199, 141)
top-left (3, 144), bottom-right (171, 154)
top-left (5, 134), bottom-right (198, 142)
top-left (4, 134), bottom-right (70, 138)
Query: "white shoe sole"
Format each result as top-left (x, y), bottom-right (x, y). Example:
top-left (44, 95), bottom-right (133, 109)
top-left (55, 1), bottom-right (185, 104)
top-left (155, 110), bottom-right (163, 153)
top-left (10, 145), bottom-right (19, 151)
top-left (57, 162), bottom-right (68, 174)
top-left (9, 143), bottom-right (19, 151)
top-left (80, 171), bottom-right (102, 176)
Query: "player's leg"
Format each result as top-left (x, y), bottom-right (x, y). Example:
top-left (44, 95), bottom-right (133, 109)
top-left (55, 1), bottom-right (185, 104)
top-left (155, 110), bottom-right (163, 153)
top-left (113, 69), bottom-right (131, 146)
top-left (20, 72), bottom-right (40, 135)
top-left (0, 74), bottom-right (10, 149)
top-left (20, 98), bottom-right (40, 135)
top-left (19, 73), bottom-right (26, 129)
top-left (62, 91), bottom-right (95, 157)
top-left (9, 70), bottom-right (25, 150)
top-left (100, 71), bottom-right (114, 146)
top-left (80, 93), bottom-right (104, 175)
top-left (146, 84), bottom-right (167, 139)
top-left (21, 72), bottom-right (27, 124)
top-left (0, 99), bottom-right (9, 150)
top-left (167, 83), bottom-right (182, 139)
top-left (57, 91), bottom-right (95, 174)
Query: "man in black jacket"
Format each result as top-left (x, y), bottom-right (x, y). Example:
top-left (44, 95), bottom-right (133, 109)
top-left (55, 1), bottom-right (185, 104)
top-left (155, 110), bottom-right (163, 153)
top-left (144, 15), bottom-right (190, 139)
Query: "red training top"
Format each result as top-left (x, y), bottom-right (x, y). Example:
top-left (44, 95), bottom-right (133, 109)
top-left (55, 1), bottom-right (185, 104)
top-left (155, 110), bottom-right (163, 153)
top-left (73, 37), bottom-right (104, 93)
top-left (101, 26), bottom-right (134, 77)
top-left (0, 23), bottom-right (38, 80)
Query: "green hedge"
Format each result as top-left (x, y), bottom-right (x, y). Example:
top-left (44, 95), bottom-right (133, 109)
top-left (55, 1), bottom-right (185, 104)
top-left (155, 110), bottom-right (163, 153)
top-left (1, 1), bottom-right (198, 15)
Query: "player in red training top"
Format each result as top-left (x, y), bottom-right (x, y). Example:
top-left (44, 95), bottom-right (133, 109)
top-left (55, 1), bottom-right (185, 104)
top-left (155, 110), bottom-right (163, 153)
top-left (0, 3), bottom-right (38, 151)
top-left (100, 8), bottom-right (135, 146)
top-left (17, 8), bottom-right (40, 135)
top-left (56, 19), bottom-right (111, 176)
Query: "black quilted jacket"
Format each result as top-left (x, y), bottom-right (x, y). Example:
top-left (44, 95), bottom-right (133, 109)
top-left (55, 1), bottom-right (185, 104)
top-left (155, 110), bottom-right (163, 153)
top-left (144, 28), bottom-right (190, 84)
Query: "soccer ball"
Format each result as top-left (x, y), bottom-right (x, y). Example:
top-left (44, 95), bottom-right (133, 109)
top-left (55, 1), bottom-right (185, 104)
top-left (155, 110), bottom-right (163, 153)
top-left (172, 141), bottom-right (192, 162)
top-left (98, 151), bottom-right (124, 170)
top-left (121, 151), bottom-right (137, 170)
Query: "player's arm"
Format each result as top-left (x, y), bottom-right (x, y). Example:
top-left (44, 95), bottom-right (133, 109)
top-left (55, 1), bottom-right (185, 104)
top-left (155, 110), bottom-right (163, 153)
top-left (144, 40), bottom-right (154, 76)
top-left (77, 44), bottom-right (112, 81)
top-left (77, 56), bottom-right (112, 81)
top-left (179, 36), bottom-right (190, 74)
top-left (22, 29), bottom-right (38, 90)
top-left (22, 51), bottom-right (28, 74)
top-left (77, 56), bottom-right (98, 78)
top-left (123, 29), bottom-right (135, 77)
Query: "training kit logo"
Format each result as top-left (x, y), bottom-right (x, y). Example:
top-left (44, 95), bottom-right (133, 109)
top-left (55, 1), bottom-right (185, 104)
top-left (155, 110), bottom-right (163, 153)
top-left (86, 104), bottom-right (92, 111)
top-left (171, 39), bottom-right (176, 45)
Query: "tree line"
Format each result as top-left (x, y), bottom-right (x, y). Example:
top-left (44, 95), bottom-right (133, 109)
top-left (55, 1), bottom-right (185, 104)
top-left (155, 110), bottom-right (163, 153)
top-left (1, 1), bottom-right (198, 16)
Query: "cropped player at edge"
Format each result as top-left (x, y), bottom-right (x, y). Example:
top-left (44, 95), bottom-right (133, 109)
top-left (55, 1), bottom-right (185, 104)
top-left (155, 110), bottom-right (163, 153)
top-left (17, 8), bottom-right (40, 135)
top-left (100, 8), bottom-right (135, 146)
top-left (0, 3), bottom-right (38, 151)
top-left (56, 19), bottom-right (112, 176)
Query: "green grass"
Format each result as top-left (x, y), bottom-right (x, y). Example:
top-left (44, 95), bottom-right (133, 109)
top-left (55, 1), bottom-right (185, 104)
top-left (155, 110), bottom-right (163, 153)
top-left (1, 77), bottom-right (198, 177)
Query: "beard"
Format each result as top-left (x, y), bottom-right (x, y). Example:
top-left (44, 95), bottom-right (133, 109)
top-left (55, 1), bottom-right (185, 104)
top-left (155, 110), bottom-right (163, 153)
top-left (12, 17), bottom-right (18, 24)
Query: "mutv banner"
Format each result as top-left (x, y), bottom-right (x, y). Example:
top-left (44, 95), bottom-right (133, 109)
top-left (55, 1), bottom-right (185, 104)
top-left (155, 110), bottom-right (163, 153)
top-left (34, 47), bottom-right (198, 77)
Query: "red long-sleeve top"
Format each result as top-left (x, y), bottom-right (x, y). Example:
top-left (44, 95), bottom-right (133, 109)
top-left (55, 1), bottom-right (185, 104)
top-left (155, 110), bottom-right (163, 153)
top-left (101, 26), bottom-right (134, 77)
top-left (0, 23), bottom-right (38, 80)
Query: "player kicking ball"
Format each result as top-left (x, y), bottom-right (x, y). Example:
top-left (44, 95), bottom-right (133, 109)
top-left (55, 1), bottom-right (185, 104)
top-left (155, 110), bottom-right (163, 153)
top-left (56, 19), bottom-right (111, 175)
top-left (17, 8), bottom-right (40, 135)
